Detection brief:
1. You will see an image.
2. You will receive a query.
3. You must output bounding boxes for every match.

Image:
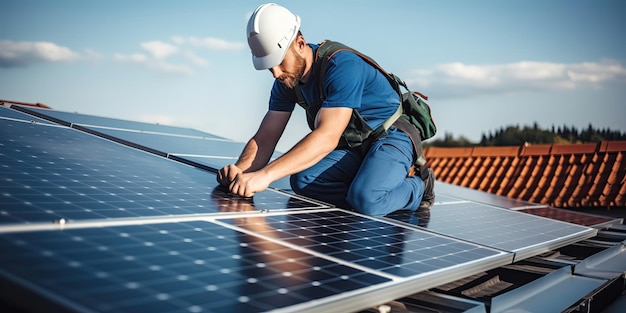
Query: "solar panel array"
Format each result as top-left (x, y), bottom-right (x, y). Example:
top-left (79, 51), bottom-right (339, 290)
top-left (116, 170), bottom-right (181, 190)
top-left (0, 104), bottom-right (599, 312)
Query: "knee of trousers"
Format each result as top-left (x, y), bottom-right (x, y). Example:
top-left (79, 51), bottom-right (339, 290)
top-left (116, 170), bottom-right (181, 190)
top-left (289, 172), bottom-right (311, 195)
top-left (346, 188), bottom-right (388, 216)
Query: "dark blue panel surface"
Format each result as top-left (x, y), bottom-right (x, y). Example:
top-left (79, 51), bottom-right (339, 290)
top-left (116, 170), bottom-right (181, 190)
top-left (221, 210), bottom-right (507, 278)
top-left (0, 119), bottom-right (328, 224)
top-left (0, 221), bottom-right (389, 312)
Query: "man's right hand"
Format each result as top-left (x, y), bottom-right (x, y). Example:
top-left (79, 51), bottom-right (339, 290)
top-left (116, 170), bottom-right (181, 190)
top-left (217, 164), bottom-right (243, 187)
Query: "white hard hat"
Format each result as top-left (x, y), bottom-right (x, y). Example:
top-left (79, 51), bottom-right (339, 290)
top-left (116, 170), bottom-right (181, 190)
top-left (246, 3), bottom-right (301, 70)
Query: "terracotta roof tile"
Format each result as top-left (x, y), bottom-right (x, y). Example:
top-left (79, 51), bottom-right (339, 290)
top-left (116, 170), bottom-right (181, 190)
top-left (601, 140), bottom-right (626, 152)
top-left (520, 144), bottom-right (552, 156)
top-left (551, 143), bottom-right (598, 154)
top-left (425, 141), bottom-right (626, 208)
top-left (471, 146), bottom-right (520, 157)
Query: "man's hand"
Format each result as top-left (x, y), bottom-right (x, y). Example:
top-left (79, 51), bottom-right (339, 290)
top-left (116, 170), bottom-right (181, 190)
top-left (229, 171), bottom-right (271, 198)
top-left (217, 164), bottom-right (242, 187)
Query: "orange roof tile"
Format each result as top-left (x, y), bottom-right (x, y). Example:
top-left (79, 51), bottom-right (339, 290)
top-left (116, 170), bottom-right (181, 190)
top-left (426, 141), bottom-right (626, 208)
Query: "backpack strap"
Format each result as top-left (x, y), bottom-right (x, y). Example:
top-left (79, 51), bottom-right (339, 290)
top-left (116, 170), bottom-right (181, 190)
top-left (295, 40), bottom-right (427, 165)
top-left (314, 40), bottom-right (403, 133)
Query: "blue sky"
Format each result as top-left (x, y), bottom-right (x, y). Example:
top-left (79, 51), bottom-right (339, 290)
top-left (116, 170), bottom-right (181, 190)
top-left (1, 0), bottom-right (625, 152)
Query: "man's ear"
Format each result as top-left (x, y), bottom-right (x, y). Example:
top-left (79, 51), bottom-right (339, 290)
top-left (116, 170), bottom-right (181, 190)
top-left (294, 35), bottom-right (306, 52)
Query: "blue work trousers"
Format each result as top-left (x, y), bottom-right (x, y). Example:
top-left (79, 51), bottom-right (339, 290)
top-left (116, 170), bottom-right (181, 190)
top-left (290, 127), bottom-right (424, 216)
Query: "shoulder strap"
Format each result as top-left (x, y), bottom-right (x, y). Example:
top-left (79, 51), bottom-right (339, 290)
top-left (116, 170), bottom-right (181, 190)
top-left (314, 40), bottom-right (403, 131)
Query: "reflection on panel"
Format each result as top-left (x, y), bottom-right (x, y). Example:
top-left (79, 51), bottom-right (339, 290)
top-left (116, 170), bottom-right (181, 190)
top-left (517, 207), bottom-right (620, 228)
top-left (0, 221), bottom-right (389, 313)
top-left (385, 201), bottom-right (596, 260)
top-left (435, 182), bottom-right (542, 209)
top-left (0, 118), bottom-right (327, 224)
top-left (220, 210), bottom-right (510, 278)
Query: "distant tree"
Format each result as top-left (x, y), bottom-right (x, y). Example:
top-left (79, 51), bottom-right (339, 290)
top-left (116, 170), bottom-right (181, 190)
top-left (427, 122), bottom-right (626, 147)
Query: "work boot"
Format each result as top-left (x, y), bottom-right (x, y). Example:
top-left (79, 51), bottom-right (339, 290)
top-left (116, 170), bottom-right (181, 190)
top-left (418, 167), bottom-right (435, 210)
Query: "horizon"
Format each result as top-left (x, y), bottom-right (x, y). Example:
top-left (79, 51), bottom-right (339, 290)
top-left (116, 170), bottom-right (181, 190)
top-left (1, 0), bottom-right (625, 152)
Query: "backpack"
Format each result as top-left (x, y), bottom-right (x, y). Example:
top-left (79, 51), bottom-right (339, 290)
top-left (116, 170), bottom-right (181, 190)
top-left (294, 40), bottom-right (436, 165)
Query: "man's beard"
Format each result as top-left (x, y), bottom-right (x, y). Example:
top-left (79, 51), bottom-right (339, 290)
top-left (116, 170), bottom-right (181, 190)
top-left (279, 52), bottom-right (306, 89)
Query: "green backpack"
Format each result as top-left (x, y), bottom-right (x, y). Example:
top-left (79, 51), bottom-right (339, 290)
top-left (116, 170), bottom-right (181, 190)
top-left (293, 40), bottom-right (436, 165)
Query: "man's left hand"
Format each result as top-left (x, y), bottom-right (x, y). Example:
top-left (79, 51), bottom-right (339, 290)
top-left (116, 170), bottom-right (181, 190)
top-left (229, 171), bottom-right (271, 198)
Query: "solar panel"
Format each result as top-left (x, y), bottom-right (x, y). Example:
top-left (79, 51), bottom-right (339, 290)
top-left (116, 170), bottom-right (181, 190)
top-left (433, 181), bottom-right (542, 209)
top-left (0, 105), bottom-right (608, 312)
top-left (385, 191), bottom-right (597, 261)
top-left (0, 116), bottom-right (327, 224)
top-left (516, 207), bottom-right (620, 228)
top-left (0, 220), bottom-right (391, 313)
top-left (0, 106), bottom-right (56, 124)
top-left (0, 209), bottom-right (514, 313)
top-left (10, 105), bottom-right (290, 189)
top-left (12, 105), bottom-right (223, 138)
top-left (217, 210), bottom-right (510, 278)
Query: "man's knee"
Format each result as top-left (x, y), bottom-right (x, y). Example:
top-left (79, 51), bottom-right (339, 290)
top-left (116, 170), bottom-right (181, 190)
top-left (347, 188), bottom-right (386, 216)
top-left (289, 173), bottom-right (306, 194)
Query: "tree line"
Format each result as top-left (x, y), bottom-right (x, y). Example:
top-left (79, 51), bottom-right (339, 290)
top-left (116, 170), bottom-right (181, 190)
top-left (426, 123), bottom-right (626, 147)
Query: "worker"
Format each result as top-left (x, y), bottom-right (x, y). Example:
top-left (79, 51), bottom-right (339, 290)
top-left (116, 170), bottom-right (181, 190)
top-left (217, 3), bottom-right (434, 216)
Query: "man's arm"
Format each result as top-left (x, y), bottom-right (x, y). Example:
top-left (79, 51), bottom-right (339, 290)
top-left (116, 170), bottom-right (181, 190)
top-left (217, 110), bottom-right (290, 186)
top-left (228, 107), bottom-right (352, 197)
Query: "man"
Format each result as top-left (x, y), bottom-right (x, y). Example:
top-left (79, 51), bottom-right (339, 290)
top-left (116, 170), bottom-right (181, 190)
top-left (218, 3), bottom-right (434, 216)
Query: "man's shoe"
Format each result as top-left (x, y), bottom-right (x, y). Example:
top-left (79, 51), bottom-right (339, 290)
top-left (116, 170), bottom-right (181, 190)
top-left (418, 167), bottom-right (435, 210)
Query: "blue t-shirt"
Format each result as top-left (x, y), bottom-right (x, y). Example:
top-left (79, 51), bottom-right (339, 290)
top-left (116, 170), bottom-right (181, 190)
top-left (269, 43), bottom-right (400, 131)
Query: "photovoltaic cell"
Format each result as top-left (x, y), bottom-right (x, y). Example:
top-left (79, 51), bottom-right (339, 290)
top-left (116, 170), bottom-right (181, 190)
top-left (385, 201), bottom-right (596, 260)
top-left (0, 220), bottom-right (389, 312)
top-left (218, 210), bottom-right (510, 278)
top-left (10, 105), bottom-right (291, 189)
top-left (0, 117), bottom-right (327, 224)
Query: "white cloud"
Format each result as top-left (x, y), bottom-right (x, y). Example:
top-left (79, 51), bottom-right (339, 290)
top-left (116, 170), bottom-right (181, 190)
top-left (183, 51), bottom-right (209, 67)
top-left (140, 41), bottom-right (179, 59)
top-left (112, 36), bottom-right (240, 75)
top-left (406, 60), bottom-right (626, 98)
top-left (114, 52), bottom-right (191, 76)
top-left (171, 36), bottom-right (245, 51)
top-left (0, 40), bottom-right (80, 67)
top-left (114, 53), bottom-right (148, 63)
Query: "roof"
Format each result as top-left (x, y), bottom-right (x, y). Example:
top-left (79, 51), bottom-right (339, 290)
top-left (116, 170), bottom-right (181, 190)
top-left (425, 142), bottom-right (626, 208)
top-left (1, 100), bottom-right (625, 312)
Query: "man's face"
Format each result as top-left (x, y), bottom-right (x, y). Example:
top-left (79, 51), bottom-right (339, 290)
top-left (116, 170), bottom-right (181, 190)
top-left (270, 44), bottom-right (306, 89)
